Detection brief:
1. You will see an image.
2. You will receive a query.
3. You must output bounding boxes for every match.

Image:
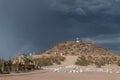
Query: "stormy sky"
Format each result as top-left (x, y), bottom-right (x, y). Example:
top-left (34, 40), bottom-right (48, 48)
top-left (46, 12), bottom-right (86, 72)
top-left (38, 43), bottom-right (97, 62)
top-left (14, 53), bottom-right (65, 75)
top-left (0, 0), bottom-right (120, 58)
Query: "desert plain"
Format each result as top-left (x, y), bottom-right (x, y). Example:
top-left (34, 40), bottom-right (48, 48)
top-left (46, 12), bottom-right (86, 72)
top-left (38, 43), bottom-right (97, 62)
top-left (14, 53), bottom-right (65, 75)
top-left (0, 69), bottom-right (120, 80)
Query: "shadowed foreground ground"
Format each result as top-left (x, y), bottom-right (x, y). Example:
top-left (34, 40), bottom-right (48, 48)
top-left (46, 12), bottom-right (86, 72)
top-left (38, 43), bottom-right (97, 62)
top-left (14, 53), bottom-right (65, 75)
top-left (0, 70), bottom-right (120, 80)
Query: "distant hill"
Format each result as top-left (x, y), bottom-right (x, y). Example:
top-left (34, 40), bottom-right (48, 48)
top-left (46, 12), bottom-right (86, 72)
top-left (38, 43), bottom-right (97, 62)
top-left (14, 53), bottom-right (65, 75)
top-left (30, 41), bottom-right (120, 67)
top-left (41, 41), bottom-right (116, 56)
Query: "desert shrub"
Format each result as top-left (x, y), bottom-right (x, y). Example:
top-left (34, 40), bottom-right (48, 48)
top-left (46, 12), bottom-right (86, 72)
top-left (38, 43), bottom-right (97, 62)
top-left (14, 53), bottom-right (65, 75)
top-left (111, 56), bottom-right (117, 61)
top-left (50, 56), bottom-right (65, 65)
top-left (41, 57), bottom-right (53, 66)
top-left (75, 56), bottom-right (89, 66)
top-left (58, 56), bottom-right (65, 61)
top-left (34, 57), bottom-right (53, 68)
top-left (87, 56), bottom-right (94, 64)
top-left (95, 60), bottom-right (105, 68)
top-left (71, 52), bottom-right (76, 55)
top-left (55, 60), bottom-right (61, 65)
top-left (116, 60), bottom-right (120, 66)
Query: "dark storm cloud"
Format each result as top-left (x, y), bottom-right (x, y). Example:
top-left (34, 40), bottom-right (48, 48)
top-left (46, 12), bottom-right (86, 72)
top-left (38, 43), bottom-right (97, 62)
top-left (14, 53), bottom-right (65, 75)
top-left (48, 0), bottom-right (120, 15)
top-left (45, 0), bottom-right (120, 36)
top-left (0, 0), bottom-right (120, 58)
top-left (82, 33), bottom-right (120, 54)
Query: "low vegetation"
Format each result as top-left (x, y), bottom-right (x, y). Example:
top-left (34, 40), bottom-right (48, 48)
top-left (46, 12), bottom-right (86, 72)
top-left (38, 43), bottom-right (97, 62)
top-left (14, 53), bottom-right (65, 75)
top-left (75, 56), bottom-right (89, 66)
top-left (34, 55), bottom-right (66, 68)
top-left (1, 41), bottom-right (120, 74)
top-left (75, 55), bottom-right (120, 68)
top-left (0, 54), bottom-right (65, 74)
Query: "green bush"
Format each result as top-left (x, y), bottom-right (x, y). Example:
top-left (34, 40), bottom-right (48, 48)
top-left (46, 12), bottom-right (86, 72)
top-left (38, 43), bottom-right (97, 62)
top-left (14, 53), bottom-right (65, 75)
top-left (75, 56), bottom-right (89, 66)
top-left (95, 60), bottom-right (105, 68)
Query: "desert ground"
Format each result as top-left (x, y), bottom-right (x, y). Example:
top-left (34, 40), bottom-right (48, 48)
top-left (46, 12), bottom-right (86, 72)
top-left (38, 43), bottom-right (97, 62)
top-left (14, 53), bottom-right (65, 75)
top-left (1, 56), bottom-right (120, 80)
top-left (0, 70), bottom-right (120, 80)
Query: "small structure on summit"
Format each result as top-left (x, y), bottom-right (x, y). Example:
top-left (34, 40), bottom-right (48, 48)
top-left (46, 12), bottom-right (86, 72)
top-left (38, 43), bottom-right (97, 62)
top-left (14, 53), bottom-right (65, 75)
top-left (76, 37), bottom-right (80, 43)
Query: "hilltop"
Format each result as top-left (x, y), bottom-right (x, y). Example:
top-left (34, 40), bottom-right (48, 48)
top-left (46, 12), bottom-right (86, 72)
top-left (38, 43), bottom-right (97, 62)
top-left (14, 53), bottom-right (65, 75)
top-left (41, 41), bottom-right (116, 56)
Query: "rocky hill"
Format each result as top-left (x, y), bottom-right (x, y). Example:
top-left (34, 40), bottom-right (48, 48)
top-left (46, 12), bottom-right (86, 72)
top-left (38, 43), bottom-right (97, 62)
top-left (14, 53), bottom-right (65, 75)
top-left (41, 41), bottom-right (116, 57)
top-left (30, 41), bottom-right (120, 67)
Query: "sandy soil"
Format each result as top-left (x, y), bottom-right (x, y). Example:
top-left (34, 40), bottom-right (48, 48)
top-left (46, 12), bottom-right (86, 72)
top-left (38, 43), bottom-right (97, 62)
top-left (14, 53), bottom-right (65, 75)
top-left (0, 70), bottom-right (120, 80)
top-left (1, 55), bottom-right (120, 80)
top-left (62, 56), bottom-right (78, 66)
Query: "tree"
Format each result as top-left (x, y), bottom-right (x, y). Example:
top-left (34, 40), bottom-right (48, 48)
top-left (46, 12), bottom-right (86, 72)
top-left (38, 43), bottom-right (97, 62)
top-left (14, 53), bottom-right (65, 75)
top-left (0, 59), bottom-right (4, 73)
